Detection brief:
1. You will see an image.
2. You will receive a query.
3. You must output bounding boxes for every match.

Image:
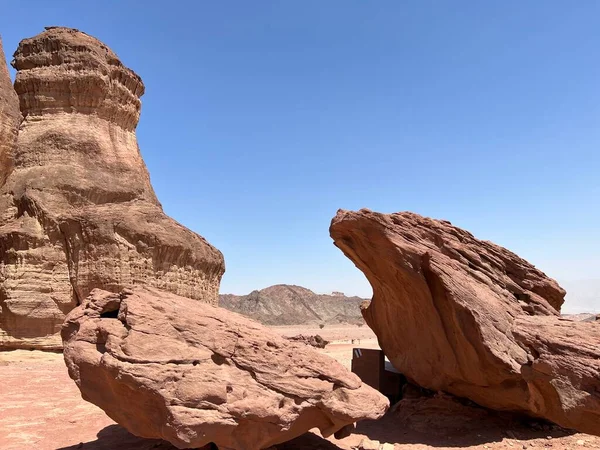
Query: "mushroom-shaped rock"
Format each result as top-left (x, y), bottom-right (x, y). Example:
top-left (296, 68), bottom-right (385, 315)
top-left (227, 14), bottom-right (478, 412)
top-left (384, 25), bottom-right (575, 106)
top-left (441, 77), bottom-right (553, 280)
top-left (0, 27), bottom-right (224, 350)
top-left (330, 209), bottom-right (600, 436)
top-left (61, 287), bottom-right (389, 450)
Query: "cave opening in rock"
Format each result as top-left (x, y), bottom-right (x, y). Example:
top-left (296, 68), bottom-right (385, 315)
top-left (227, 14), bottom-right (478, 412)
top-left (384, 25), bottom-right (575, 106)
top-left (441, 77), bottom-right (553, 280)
top-left (100, 309), bottom-right (119, 319)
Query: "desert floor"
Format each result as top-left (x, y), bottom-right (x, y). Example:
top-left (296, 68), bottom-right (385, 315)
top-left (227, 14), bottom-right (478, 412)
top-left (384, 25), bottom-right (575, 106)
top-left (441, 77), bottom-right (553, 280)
top-left (1, 324), bottom-right (598, 450)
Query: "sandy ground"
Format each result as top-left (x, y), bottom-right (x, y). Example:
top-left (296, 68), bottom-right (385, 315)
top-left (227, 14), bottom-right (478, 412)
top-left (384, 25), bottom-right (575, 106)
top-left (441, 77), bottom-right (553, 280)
top-left (272, 324), bottom-right (378, 344)
top-left (272, 324), bottom-right (380, 369)
top-left (1, 325), bottom-right (599, 450)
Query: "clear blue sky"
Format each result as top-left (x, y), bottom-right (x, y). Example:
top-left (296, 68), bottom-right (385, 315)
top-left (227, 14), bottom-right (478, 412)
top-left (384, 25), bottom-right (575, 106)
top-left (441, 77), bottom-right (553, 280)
top-left (1, 2), bottom-right (599, 310)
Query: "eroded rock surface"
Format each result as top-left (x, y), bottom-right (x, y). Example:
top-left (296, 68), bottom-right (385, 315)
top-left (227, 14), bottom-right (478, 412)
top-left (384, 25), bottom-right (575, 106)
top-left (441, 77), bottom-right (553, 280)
top-left (0, 36), bottom-right (20, 187)
top-left (62, 287), bottom-right (388, 450)
top-left (0, 27), bottom-right (224, 350)
top-left (330, 209), bottom-right (600, 435)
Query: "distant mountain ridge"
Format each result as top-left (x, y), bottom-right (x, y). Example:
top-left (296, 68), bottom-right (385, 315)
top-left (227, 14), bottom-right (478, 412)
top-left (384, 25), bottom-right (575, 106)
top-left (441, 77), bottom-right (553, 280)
top-left (561, 279), bottom-right (600, 313)
top-left (219, 284), bottom-right (367, 325)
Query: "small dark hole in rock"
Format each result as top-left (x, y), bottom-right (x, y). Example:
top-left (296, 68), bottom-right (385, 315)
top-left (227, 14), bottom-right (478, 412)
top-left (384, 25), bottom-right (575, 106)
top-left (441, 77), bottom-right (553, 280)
top-left (513, 292), bottom-right (530, 301)
top-left (211, 353), bottom-right (226, 365)
top-left (96, 342), bottom-right (107, 354)
top-left (226, 385), bottom-right (233, 393)
top-left (100, 309), bottom-right (119, 319)
top-left (192, 360), bottom-right (199, 366)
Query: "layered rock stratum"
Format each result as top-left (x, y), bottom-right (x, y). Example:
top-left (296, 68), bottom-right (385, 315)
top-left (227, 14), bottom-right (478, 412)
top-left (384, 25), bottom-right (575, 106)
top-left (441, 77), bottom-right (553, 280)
top-left (0, 27), bottom-right (224, 350)
top-left (219, 284), bottom-right (366, 325)
top-left (330, 209), bottom-right (600, 436)
top-left (0, 36), bottom-right (20, 187)
top-left (62, 287), bottom-right (389, 450)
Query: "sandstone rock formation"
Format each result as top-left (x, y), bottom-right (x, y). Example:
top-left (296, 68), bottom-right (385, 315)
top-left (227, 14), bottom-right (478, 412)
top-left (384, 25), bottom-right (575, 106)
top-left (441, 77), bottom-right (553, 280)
top-left (62, 287), bottom-right (389, 450)
top-left (220, 284), bottom-right (366, 326)
top-left (0, 36), bottom-right (20, 187)
top-left (0, 27), bottom-right (224, 350)
top-left (330, 209), bottom-right (600, 435)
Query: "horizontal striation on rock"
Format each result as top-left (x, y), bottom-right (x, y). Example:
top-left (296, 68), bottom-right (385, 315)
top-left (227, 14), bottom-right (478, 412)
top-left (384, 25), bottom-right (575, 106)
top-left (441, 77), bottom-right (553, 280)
top-left (12, 26), bottom-right (143, 131)
top-left (0, 27), bottom-right (224, 350)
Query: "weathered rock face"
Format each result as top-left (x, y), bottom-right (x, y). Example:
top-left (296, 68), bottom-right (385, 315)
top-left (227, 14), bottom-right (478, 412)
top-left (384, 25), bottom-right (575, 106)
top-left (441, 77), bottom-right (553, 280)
top-left (0, 27), bottom-right (224, 350)
top-left (62, 287), bottom-right (388, 450)
top-left (330, 209), bottom-right (600, 436)
top-left (0, 36), bottom-right (20, 189)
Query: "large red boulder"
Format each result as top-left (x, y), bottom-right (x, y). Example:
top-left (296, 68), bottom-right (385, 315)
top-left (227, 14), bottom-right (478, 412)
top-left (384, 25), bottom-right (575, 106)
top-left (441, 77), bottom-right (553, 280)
top-left (62, 287), bottom-right (389, 450)
top-left (330, 209), bottom-right (600, 435)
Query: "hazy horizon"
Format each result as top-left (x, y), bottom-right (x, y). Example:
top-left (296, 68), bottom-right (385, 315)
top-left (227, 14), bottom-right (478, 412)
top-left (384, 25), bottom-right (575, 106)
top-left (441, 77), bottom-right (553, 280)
top-left (218, 277), bottom-right (600, 315)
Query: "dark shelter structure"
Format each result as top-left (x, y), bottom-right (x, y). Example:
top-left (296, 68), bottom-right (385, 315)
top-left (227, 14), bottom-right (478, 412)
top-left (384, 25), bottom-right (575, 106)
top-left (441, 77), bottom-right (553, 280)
top-left (351, 348), bottom-right (405, 404)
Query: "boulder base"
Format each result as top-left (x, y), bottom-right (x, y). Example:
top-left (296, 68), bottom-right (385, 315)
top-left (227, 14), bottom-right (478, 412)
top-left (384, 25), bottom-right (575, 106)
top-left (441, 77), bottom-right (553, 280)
top-left (62, 287), bottom-right (388, 450)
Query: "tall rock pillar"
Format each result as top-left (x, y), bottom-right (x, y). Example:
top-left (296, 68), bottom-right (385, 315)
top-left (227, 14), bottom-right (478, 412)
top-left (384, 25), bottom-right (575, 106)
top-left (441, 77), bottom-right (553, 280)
top-left (0, 27), bottom-right (225, 350)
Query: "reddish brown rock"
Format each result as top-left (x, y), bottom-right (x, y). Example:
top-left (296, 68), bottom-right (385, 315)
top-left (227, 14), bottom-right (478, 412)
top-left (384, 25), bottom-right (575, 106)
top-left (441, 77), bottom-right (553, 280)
top-left (62, 287), bottom-right (389, 450)
top-left (0, 27), bottom-right (224, 350)
top-left (330, 209), bottom-right (600, 435)
top-left (0, 36), bottom-right (20, 187)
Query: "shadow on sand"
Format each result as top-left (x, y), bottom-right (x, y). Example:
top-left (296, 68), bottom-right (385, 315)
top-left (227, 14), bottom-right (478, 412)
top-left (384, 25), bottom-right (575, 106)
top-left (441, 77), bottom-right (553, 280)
top-left (56, 424), bottom-right (341, 450)
top-left (57, 424), bottom-right (177, 450)
top-left (355, 396), bottom-right (575, 448)
top-left (56, 394), bottom-right (577, 450)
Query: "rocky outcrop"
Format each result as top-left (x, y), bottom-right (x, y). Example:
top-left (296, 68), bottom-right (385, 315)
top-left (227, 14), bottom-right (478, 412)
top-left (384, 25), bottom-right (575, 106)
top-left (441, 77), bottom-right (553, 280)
top-left (0, 27), bottom-right (224, 350)
top-left (62, 287), bottom-right (389, 450)
top-left (220, 284), bottom-right (366, 326)
top-left (330, 209), bottom-right (600, 436)
top-left (286, 334), bottom-right (329, 349)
